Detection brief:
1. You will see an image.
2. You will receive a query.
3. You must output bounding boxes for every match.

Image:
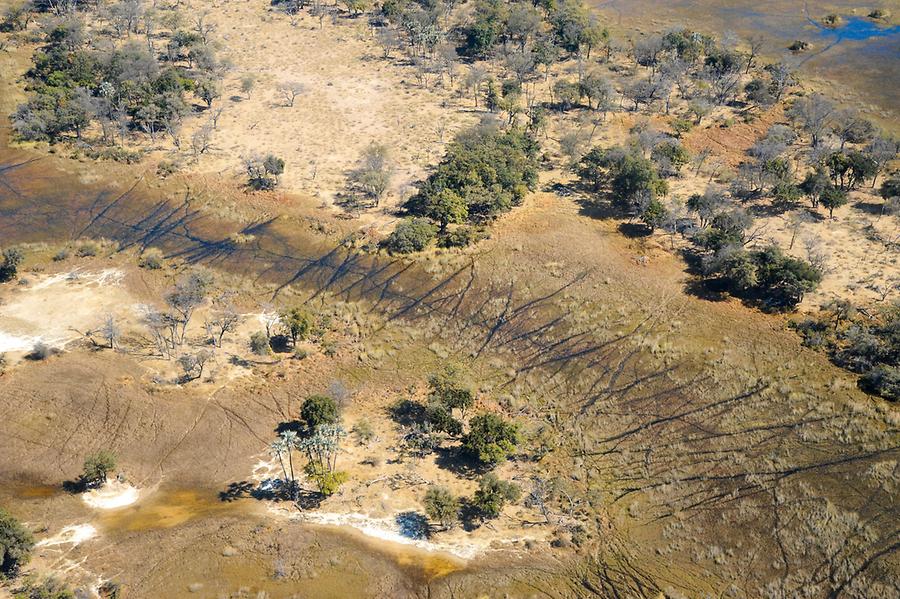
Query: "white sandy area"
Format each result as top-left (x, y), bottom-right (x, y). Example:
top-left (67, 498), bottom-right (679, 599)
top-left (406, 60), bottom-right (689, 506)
top-left (36, 524), bottom-right (98, 547)
top-left (82, 480), bottom-right (140, 509)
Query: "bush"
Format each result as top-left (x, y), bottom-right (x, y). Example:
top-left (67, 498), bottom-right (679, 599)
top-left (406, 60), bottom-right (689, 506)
top-left (82, 450), bottom-right (116, 488)
top-left (706, 245), bottom-right (821, 310)
top-left (472, 474), bottom-right (521, 518)
top-left (423, 486), bottom-right (460, 530)
top-left (425, 401), bottom-right (463, 436)
top-left (75, 240), bottom-right (100, 257)
top-left (27, 341), bottom-right (52, 361)
top-left (0, 508), bottom-right (34, 578)
top-left (383, 218), bottom-right (437, 254)
top-left (52, 248), bottom-right (69, 262)
top-left (249, 331), bottom-right (271, 355)
top-left (352, 419), bottom-right (375, 445)
top-left (301, 395), bottom-right (339, 429)
top-left (463, 413), bottom-right (518, 465)
top-left (403, 125), bottom-right (539, 225)
top-left (13, 576), bottom-right (74, 599)
top-left (437, 227), bottom-right (480, 248)
top-left (304, 464), bottom-right (348, 496)
top-left (139, 248), bottom-right (165, 270)
top-left (859, 366), bottom-right (900, 401)
top-left (0, 247), bottom-right (24, 282)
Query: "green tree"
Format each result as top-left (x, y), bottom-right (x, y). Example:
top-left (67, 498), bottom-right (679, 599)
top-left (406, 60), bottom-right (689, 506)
top-left (423, 189), bottom-right (468, 233)
top-left (301, 395), bottom-right (339, 429)
top-left (463, 413), bottom-right (518, 465)
top-left (472, 473), bottom-right (521, 518)
top-left (423, 486), bottom-right (460, 530)
top-left (820, 186), bottom-right (848, 219)
top-left (0, 508), bottom-right (33, 578)
top-left (640, 198), bottom-right (668, 232)
top-left (81, 450), bottom-right (116, 488)
top-left (383, 218), bottom-right (437, 254)
top-left (279, 307), bottom-right (312, 346)
top-left (428, 363), bottom-right (474, 419)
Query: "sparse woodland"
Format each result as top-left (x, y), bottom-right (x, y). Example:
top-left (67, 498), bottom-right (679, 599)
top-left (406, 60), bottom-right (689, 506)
top-left (0, 0), bottom-right (898, 597)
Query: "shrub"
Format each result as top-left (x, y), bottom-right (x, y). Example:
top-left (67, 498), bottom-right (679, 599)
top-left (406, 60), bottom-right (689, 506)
top-left (425, 401), bottom-right (463, 436)
top-left (352, 419), bottom-right (375, 445)
top-left (423, 486), bottom-right (460, 530)
top-left (706, 245), bottom-right (821, 310)
top-left (304, 464), bottom-right (348, 496)
top-left (472, 473), bottom-right (521, 518)
top-left (301, 395), bottom-right (339, 429)
top-left (27, 341), bottom-right (52, 361)
top-left (81, 450), bottom-right (116, 488)
top-left (463, 413), bottom-right (518, 465)
top-left (12, 576), bottom-right (74, 599)
top-left (437, 227), bottom-right (480, 248)
top-left (859, 366), bottom-right (900, 401)
top-left (0, 508), bottom-right (34, 578)
top-left (139, 248), bottom-right (165, 270)
top-left (383, 218), bottom-right (437, 254)
top-left (52, 248), bottom-right (70, 262)
top-left (249, 331), bottom-right (271, 355)
top-left (75, 240), bottom-right (100, 257)
top-left (0, 247), bottom-right (24, 282)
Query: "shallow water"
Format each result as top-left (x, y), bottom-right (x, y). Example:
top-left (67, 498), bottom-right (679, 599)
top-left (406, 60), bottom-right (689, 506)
top-left (589, 0), bottom-right (900, 119)
top-left (813, 16), bottom-right (900, 41)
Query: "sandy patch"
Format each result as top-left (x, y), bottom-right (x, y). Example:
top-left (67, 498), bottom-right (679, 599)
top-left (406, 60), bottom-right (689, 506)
top-left (36, 524), bottom-right (98, 547)
top-left (294, 510), bottom-right (534, 560)
top-left (0, 268), bottom-right (134, 356)
top-left (82, 481), bottom-right (140, 510)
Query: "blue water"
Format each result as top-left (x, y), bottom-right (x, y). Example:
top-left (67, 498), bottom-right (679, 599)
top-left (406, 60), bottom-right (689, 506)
top-left (814, 16), bottom-right (900, 41)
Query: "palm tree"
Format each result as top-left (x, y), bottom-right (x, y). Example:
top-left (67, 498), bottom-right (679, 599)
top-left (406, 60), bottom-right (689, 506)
top-left (269, 438), bottom-right (289, 492)
top-left (279, 430), bottom-right (300, 499)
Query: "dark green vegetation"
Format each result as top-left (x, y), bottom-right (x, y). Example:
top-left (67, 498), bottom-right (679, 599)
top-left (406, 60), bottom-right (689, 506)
top-left (403, 124), bottom-right (539, 234)
top-left (0, 508), bottom-right (33, 579)
top-left (422, 485), bottom-right (460, 530)
top-left (300, 394), bottom-right (340, 429)
top-left (0, 247), bottom-right (23, 282)
top-left (11, 4), bottom-right (222, 148)
top-left (81, 449), bottom-right (116, 488)
top-left (794, 301), bottom-right (900, 401)
top-left (471, 473), bottom-right (521, 518)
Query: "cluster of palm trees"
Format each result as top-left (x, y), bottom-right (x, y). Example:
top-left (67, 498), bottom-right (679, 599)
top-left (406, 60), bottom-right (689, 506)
top-left (269, 424), bottom-right (346, 500)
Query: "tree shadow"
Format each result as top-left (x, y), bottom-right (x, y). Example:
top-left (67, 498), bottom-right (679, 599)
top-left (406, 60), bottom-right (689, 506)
top-left (219, 480), bottom-right (256, 502)
top-left (296, 489), bottom-right (324, 510)
top-left (62, 479), bottom-right (87, 494)
top-left (275, 420), bottom-right (303, 435)
top-left (433, 446), bottom-right (489, 478)
top-left (269, 334), bottom-right (292, 353)
top-left (458, 499), bottom-right (483, 532)
top-left (396, 511), bottom-right (430, 540)
top-left (618, 222), bottom-right (651, 238)
top-left (388, 399), bottom-right (427, 427)
top-left (853, 200), bottom-right (888, 216)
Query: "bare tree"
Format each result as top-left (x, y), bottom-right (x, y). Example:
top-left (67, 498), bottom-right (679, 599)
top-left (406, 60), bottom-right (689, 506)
top-left (190, 121), bottom-right (214, 157)
top-left (193, 11), bottom-right (215, 44)
top-left (206, 295), bottom-right (241, 347)
top-left (165, 270), bottom-right (214, 345)
top-left (277, 81), bottom-right (306, 108)
top-left (178, 348), bottom-right (214, 381)
top-left (348, 144), bottom-right (394, 207)
top-left (787, 93), bottom-right (834, 147)
top-left (100, 313), bottom-right (121, 349)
